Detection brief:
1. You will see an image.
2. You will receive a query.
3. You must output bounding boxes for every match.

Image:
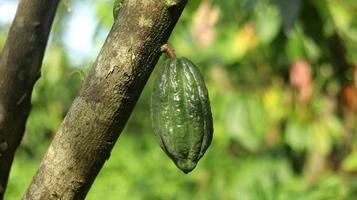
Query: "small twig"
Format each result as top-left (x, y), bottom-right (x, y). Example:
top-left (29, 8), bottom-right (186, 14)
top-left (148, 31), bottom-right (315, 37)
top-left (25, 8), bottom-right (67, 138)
top-left (16, 93), bottom-right (27, 105)
top-left (160, 44), bottom-right (176, 59)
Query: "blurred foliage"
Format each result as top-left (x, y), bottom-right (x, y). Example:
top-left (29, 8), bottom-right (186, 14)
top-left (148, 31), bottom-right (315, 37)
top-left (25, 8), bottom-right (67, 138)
top-left (1, 0), bottom-right (357, 199)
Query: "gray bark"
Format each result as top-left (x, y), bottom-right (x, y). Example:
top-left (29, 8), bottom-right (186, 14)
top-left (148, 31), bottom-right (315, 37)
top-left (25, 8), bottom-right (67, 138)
top-left (24, 0), bottom-right (187, 199)
top-left (0, 0), bottom-right (60, 198)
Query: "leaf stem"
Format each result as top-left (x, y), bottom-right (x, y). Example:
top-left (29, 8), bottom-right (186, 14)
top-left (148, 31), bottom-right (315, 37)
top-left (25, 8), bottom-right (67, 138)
top-left (160, 44), bottom-right (176, 59)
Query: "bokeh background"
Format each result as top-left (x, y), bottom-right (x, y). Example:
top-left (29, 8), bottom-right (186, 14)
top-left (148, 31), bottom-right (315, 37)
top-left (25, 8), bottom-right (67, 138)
top-left (1, 0), bottom-right (357, 199)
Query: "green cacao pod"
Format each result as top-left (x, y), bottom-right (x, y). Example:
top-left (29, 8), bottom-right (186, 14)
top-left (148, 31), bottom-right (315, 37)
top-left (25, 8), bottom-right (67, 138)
top-left (151, 57), bottom-right (213, 173)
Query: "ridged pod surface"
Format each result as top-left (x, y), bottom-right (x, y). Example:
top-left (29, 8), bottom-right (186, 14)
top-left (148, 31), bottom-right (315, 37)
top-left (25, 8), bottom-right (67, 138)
top-left (151, 57), bottom-right (213, 173)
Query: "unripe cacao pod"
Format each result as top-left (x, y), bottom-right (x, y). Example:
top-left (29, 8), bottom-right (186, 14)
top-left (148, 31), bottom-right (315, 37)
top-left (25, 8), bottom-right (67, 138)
top-left (151, 57), bottom-right (213, 173)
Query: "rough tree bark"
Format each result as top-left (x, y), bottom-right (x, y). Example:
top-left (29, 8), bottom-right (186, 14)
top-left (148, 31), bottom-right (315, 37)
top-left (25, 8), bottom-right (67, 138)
top-left (0, 0), bottom-right (60, 198)
top-left (24, 0), bottom-right (188, 199)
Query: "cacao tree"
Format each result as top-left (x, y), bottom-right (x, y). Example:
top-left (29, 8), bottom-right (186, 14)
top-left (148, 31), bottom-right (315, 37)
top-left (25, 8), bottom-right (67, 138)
top-left (0, 0), bottom-right (60, 198)
top-left (0, 0), bottom-right (188, 199)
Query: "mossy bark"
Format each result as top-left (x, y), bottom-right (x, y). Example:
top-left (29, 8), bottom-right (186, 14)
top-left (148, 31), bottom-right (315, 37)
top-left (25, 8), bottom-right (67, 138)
top-left (24, 0), bottom-right (187, 199)
top-left (0, 0), bottom-right (60, 198)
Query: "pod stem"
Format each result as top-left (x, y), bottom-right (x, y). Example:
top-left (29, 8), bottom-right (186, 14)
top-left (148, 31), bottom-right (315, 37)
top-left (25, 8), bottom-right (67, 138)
top-left (160, 44), bottom-right (176, 59)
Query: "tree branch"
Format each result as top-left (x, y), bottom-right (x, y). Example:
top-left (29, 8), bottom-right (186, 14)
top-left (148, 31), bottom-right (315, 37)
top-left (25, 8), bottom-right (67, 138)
top-left (0, 0), bottom-right (60, 197)
top-left (24, 0), bottom-right (188, 199)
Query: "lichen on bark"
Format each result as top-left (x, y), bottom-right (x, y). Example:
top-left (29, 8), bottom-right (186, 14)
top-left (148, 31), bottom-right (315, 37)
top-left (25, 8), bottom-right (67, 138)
top-left (113, 0), bottom-right (124, 19)
top-left (164, 0), bottom-right (178, 7)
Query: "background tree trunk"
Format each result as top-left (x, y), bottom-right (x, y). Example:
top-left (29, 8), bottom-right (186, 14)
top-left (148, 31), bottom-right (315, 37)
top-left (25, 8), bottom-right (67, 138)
top-left (0, 0), bottom-right (60, 198)
top-left (24, 0), bottom-right (187, 199)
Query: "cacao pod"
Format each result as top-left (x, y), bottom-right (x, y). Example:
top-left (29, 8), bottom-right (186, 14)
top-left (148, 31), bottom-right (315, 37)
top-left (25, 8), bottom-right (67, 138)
top-left (151, 57), bottom-right (213, 173)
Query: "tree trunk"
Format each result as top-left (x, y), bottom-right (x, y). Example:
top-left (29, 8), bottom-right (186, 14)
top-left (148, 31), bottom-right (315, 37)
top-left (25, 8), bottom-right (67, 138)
top-left (24, 0), bottom-right (187, 199)
top-left (0, 0), bottom-right (60, 198)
